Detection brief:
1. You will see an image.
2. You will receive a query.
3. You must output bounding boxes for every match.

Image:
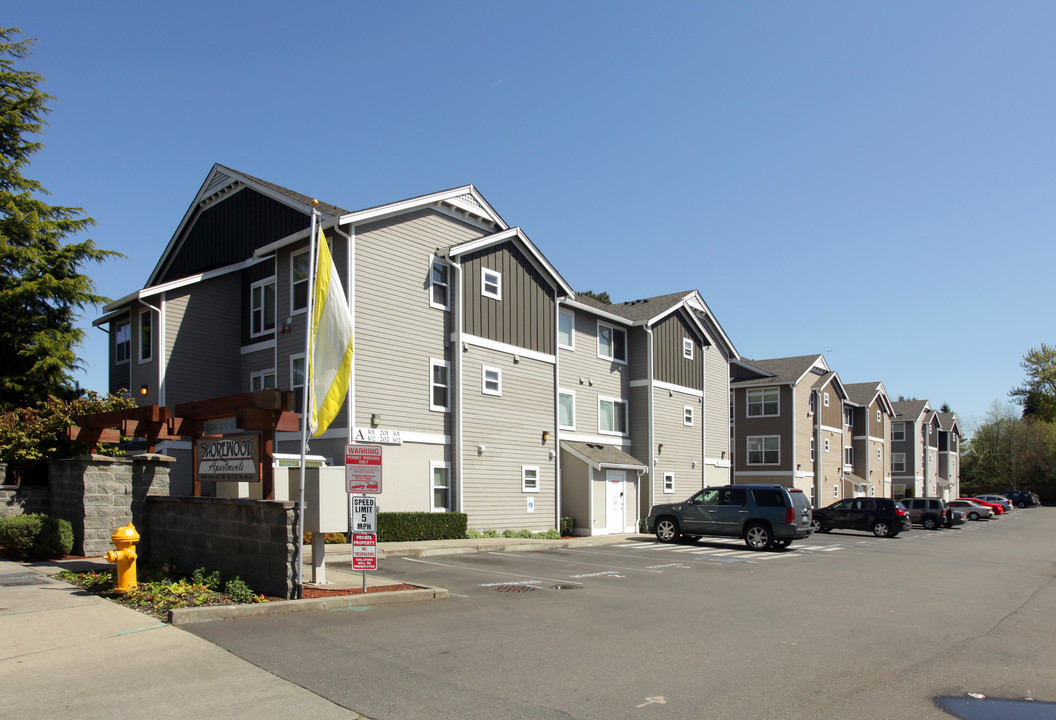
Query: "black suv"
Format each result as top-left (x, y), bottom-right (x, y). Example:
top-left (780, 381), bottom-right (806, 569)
top-left (811, 498), bottom-right (910, 537)
top-left (1003, 491), bottom-right (1040, 508)
top-left (646, 484), bottom-right (814, 550)
top-left (901, 497), bottom-right (953, 530)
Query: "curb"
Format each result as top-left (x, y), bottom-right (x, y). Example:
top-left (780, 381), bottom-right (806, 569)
top-left (169, 585), bottom-right (448, 626)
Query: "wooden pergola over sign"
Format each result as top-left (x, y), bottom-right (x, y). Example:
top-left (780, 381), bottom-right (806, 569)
top-left (68, 390), bottom-right (299, 500)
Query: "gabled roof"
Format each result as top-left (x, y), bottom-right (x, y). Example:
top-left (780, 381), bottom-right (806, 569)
top-left (937, 412), bottom-right (961, 436)
top-left (892, 400), bottom-right (931, 423)
top-left (811, 370), bottom-right (848, 401)
top-left (843, 381), bottom-right (896, 415)
top-left (731, 354), bottom-right (828, 388)
top-left (561, 441), bottom-right (648, 472)
top-left (443, 226), bottom-right (573, 298)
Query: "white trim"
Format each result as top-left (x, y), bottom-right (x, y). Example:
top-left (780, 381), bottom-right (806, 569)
top-left (290, 246), bottom-right (309, 315)
top-left (114, 319), bottom-right (131, 365)
top-left (278, 426), bottom-right (347, 442)
top-left (821, 424), bottom-right (843, 434)
top-left (631, 378), bottom-right (703, 398)
top-left (558, 389), bottom-right (576, 431)
top-left (558, 309), bottom-right (575, 350)
top-left (137, 307), bottom-right (153, 363)
top-left (429, 358), bottom-right (451, 412)
top-left (481, 366), bottom-right (502, 396)
top-left (428, 256), bottom-right (449, 311)
top-left (521, 465), bottom-right (540, 493)
top-left (445, 226), bottom-right (574, 297)
top-left (289, 352), bottom-right (305, 410)
top-left (683, 405), bottom-right (695, 427)
top-left (481, 267), bottom-right (502, 301)
top-left (735, 470), bottom-right (796, 477)
top-left (892, 422), bottom-right (906, 442)
top-left (663, 472), bottom-right (675, 493)
top-left (823, 391), bottom-right (830, 407)
top-left (430, 461), bottom-right (452, 512)
top-left (823, 438), bottom-right (830, 453)
top-left (892, 453), bottom-right (906, 473)
top-left (241, 339), bottom-right (276, 355)
top-left (596, 320), bottom-right (628, 364)
top-left (249, 276), bottom-right (277, 338)
top-left (704, 457), bottom-right (732, 468)
top-left (746, 386), bottom-right (780, 418)
top-left (747, 435), bottom-right (780, 465)
top-left (337, 185), bottom-right (507, 231)
top-left (250, 368), bottom-right (277, 392)
top-left (459, 333), bottom-right (556, 364)
top-left (560, 432), bottom-right (633, 447)
top-left (682, 337), bottom-right (694, 360)
top-left (563, 298), bottom-right (631, 326)
top-left (598, 395), bottom-right (629, 436)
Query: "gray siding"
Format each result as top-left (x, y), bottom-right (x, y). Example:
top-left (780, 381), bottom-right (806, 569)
top-left (652, 312), bottom-right (703, 390)
top-left (557, 308), bottom-right (630, 436)
top-left (651, 386), bottom-right (704, 504)
top-left (704, 345), bottom-right (730, 460)
top-left (108, 314), bottom-right (132, 395)
top-left (461, 242), bottom-right (555, 355)
top-left (163, 279), bottom-right (242, 405)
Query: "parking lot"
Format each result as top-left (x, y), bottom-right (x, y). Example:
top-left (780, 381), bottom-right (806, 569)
top-left (188, 509), bottom-right (1056, 720)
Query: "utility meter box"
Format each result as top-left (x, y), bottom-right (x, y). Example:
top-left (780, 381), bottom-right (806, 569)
top-left (301, 466), bottom-right (348, 534)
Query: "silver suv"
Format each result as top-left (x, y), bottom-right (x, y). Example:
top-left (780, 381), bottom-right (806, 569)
top-left (646, 484), bottom-right (814, 550)
top-left (901, 497), bottom-right (951, 530)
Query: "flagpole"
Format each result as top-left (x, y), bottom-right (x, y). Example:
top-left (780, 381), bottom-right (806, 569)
top-left (297, 201), bottom-right (320, 599)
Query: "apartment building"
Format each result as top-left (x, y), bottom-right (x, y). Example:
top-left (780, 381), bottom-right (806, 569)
top-left (890, 400), bottom-right (941, 498)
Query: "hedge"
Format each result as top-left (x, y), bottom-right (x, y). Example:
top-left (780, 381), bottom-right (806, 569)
top-left (377, 512), bottom-right (468, 542)
top-left (0, 514), bottom-right (74, 559)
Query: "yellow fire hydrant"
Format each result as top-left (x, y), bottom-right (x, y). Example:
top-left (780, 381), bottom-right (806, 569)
top-left (105, 523), bottom-right (140, 594)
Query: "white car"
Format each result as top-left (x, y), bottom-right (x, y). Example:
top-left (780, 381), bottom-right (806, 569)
top-left (947, 499), bottom-right (993, 520)
top-left (975, 495), bottom-right (1013, 512)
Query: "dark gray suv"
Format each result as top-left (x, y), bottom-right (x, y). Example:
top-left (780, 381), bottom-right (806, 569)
top-left (647, 484), bottom-right (814, 550)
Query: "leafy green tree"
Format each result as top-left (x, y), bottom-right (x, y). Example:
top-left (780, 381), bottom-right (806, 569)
top-left (0, 28), bottom-right (120, 410)
top-left (1010, 343), bottom-right (1056, 422)
top-left (578, 290), bottom-right (612, 304)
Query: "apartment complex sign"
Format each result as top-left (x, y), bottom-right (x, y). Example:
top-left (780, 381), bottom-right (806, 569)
top-left (196, 435), bottom-right (259, 481)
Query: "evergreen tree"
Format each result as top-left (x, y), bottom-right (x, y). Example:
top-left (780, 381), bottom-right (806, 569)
top-left (0, 28), bottom-right (119, 409)
top-left (1010, 343), bottom-right (1056, 422)
top-left (579, 289), bottom-right (612, 305)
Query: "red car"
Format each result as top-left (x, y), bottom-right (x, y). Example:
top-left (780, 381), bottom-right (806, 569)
top-left (957, 497), bottom-right (1004, 515)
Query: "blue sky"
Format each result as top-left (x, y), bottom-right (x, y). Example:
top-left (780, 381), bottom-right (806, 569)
top-left (6, 1), bottom-right (1055, 432)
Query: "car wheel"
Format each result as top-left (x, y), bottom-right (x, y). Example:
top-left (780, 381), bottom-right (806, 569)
top-left (655, 517), bottom-right (680, 543)
top-left (1018, 501), bottom-right (1026, 508)
top-left (744, 523), bottom-right (772, 551)
top-left (872, 521), bottom-right (891, 537)
top-left (811, 518), bottom-right (822, 532)
top-left (969, 512), bottom-right (980, 521)
top-left (922, 516), bottom-right (937, 530)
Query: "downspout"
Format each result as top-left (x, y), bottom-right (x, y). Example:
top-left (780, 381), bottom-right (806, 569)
top-left (554, 294), bottom-right (562, 532)
top-left (813, 390), bottom-right (822, 507)
top-left (645, 325), bottom-right (655, 512)
top-left (700, 344), bottom-right (707, 490)
top-left (451, 257), bottom-right (464, 514)
top-left (791, 382), bottom-right (797, 490)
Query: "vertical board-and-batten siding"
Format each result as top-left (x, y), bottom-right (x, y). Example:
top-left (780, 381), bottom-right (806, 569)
top-left (461, 243), bottom-right (555, 355)
top-left (163, 278), bottom-right (242, 406)
top-left (460, 346), bottom-right (555, 530)
top-left (354, 210), bottom-right (485, 433)
top-left (652, 312), bottom-right (703, 390)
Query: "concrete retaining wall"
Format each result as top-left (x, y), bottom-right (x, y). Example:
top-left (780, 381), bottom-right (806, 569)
top-left (145, 496), bottom-right (299, 599)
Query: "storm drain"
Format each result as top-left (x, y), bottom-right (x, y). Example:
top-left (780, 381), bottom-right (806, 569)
top-left (491, 584), bottom-right (538, 593)
top-left (551, 584), bottom-right (582, 591)
top-left (0, 573), bottom-right (55, 587)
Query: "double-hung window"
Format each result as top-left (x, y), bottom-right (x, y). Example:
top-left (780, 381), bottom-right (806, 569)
top-left (431, 462), bottom-right (451, 512)
top-left (558, 310), bottom-right (575, 350)
top-left (290, 355), bottom-right (305, 411)
top-left (844, 446), bottom-right (854, 466)
top-left (599, 397), bottom-right (627, 435)
top-left (481, 366), bottom-right (501, 396)
top-left (682, 338), bottom-right (694, 360)
top-left (291, 249), bottom-right (309, 313)
top-left (683, 406), bottom-right (694, 426)
top-left (138, 309), bottom-right (152, 363)
top-left (251, 370), bottom-right (276, 392)
top-left (481, 268), bottom-right (501, 300)
top-left (892, 453), bottom-right (906, 473)
top-left (597, 322), bottom-right (627, 363)
top-left (892, 422), bottom-right (906, 442)
top-left (823, 391), bottom-right (830, 407)
top-left (430, 359), bottom-right (450, 412)
top-left (115, 321), bottom-right (131, 364)
top-left (250, 279), bottom-right (276, 336)
top-left (844, 407), bottom-right (854, 428)
top-left (522, 466), bottom-right (539, 492)
top-left (876, 409), bottom-right (882, 423)
top-left (747, 436), bottom-right (779, 465)
top-left (430, 260), bottom-right (449, 310)
top-left (664, 472), bottom-right (675, 493)
top-left (747, 388), bottom-right (779, 417)
top-left (558, 390), bottom-right (575, 430)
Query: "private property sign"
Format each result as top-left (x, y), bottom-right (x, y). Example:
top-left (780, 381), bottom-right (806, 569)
top-left (345, 445), bottom-right (382, 493)
top-left (352, 533), bottom-right (377, 570)
top-left (196, 435), bottom-right (259, 481)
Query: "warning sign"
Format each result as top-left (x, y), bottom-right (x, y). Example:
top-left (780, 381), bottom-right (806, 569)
top-left (345, 445), bottom-right (382, 494)
top-left (352, 533), bottom-right (377, 570)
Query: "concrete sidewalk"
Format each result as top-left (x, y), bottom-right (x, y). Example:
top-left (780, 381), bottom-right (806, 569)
top-left (0, 533), bottom-right (641, 718)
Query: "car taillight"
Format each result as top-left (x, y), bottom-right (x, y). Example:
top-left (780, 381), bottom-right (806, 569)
top-left (896, 508), bottom-right (906, 516)
top-left (786, 507), bottom-right (795, 524)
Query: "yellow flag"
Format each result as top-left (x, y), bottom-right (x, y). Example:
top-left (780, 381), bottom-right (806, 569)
top-left (308, 229), bottom-right (353, 437)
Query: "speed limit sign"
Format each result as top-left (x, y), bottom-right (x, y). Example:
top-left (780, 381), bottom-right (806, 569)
top-left (352, 496), bottom-right (376, 533)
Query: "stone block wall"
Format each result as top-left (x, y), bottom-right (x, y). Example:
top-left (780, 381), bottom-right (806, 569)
top-left (145, 496), bottom-right (299, 599)
top-left (0, 485), bottom-right (50, 517)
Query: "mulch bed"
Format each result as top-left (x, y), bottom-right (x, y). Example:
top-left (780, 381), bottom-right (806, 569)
top-left (301, 583), bottom-right (421, 598)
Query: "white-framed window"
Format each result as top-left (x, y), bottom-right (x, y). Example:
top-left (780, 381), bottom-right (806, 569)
top-left (251, 369), bottom-right (276, 392)
top-left (809, 392), bottom-right (817, 415)
top-left (682, 337), bottom-right (694, 360)
top-left (892, 422), bottom-right (906, 442)
top-left (597, 321), bottom-right (627, 363)
top-left (138, 308), bottom-right (153, 363)
top-left (558, 309), bottom-right (575, 350)
top-left (521, 466), bottom-right (540, 493)
top-left (431, 461), bottom-right (451, 512)
top-left (876, 409), bottom-right (882, 423)
top-left (823, 391), bottom-right (830, 407)
top-left (876, 447), bottom-right (882, 461)
top-left (810, 437), bottom-right (816, 461)
top-left (664, 472), bottom-right (675, 493)
top-left (844, 407), bottom-right (854, 428)
top-left (683, 406), bottom-right (695, 426)
top-left (291, 248), bottom-right (309, 313)
top-left (598, 396), bottom-right (628, 435)
top-left (747, 436), bottom-right (780, 465)
top-left (290, 354), bottom-right (305, 411)
top-left (250, 278), bottom-right (276, 337)
top-left (747, 387), bottom-right (779, 417)
top-left (844, 446), bottom-right (854, 466)
top-left (892, 453), bottom-right (906, 473)
top-left (430, 359), bottom-right (450, 412)
top-left (558, 390), bottom-right (576, 430)
top-left (824, 438), bottom-right (830, 453)
top-left (481, 268), bottom-right (501, 300)
top-left (429, 259), bottom-right (449, 310)
top-left (833, 484), bottom-right (839, 498)
top-left (115, 320), bottom-right (131, 364)
top-left (481, 366), bottom-right (501, 396)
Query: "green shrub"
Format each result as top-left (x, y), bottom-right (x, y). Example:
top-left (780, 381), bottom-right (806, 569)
top-left (189, 567), bottom-right (222, 591)
top-left (377, 512), bottom-right (468, 542)
top-left (224, 577), bottom-right (255, 603)
top-left (465, 528), bottom-right (482, 539)
top-left (560, 517), bottom-right (574, 536)
top-left (482, 529), bottom-right (499, 538)
top-left (534, 529), bottom-right (561, 539)
top-left (0, 515), bottom-right (42, 556)
top-left (34, 516), bottom-right (73, 558)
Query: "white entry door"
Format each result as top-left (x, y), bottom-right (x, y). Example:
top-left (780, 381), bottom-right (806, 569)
top-left (605, 470), bottom-right (626, 534)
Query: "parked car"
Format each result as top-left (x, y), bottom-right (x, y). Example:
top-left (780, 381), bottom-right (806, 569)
top-left (811, 498), bottom-right (910, 537)
top-left (948, 499), bottom-right (993, 520)
top-left (901, 497), bottom-right (952, 530)
top-left (1003, 491), bottom-right (1041, 508)
top-left (947, 510), bottom-right (966, 527)
top-left (958, 497), bottom-right (1004, 515)
top-left (647, 484), bottom-right (814, 550)
top-left (975, 495), bottom-right (1012, 512)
